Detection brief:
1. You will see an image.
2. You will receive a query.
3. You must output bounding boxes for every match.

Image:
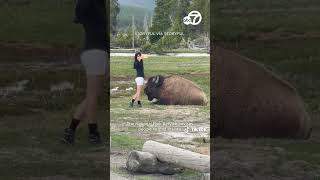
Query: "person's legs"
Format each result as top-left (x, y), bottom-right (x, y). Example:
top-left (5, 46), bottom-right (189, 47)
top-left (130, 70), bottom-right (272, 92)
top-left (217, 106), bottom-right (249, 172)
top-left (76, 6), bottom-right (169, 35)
top-left (130, 92), bottom-right (137, 107)
top-left (62, 99), bottom-right (87, 144)
top-left (132, 93), bottom-right (137, 101)
top-left (136, 85), bottom-right (143, 107)
top-left (81, 49), bottom-right (106, 144)
top-left (85, 75), bottom-right (104, 124)
top-left (85, 75), bottom-right (104, 144)
top-left (130, 81), bottom-right (139, 107)
top-left (136, 85), bottom-right (142, 101)
top-left (73, 98), bottom-right (87, 120)
top-left (131, 77), bottom-right (144, 107)
top-left (62, 49), bottom-right (106, 144)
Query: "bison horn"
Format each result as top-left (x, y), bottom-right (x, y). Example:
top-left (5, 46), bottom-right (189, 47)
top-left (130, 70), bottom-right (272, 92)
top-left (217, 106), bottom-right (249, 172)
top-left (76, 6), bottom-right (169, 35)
top-left (155, 76), bottom-right (159, 84)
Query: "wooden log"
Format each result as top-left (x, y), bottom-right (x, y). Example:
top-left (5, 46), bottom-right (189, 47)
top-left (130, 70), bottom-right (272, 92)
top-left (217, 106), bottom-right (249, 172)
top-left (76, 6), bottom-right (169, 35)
top-left (142, 140), bottom-right (210, 173)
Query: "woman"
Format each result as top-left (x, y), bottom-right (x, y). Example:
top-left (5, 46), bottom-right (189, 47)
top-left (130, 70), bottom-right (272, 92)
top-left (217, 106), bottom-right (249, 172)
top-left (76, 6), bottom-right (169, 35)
top-left (130, 52), bottom-right (145, 108)
top-left (62, 0), bottom-right (107, 144)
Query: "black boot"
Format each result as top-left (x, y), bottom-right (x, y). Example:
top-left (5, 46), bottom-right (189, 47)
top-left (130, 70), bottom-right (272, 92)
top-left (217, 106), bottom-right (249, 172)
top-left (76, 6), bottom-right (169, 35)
top-left (88, 131), bottom-right (101, 144)
top-left (88, 124), bottom-right (101, 144)
top-left (130, 99), bottom-right (135, 107)
top-left (137, 101), bottom-right (142, 108)
top-left (62, 128), bottom-right (75, 144)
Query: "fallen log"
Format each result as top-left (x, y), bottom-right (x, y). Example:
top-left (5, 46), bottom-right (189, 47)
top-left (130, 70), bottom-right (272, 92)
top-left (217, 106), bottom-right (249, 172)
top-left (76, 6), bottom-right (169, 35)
top-left (142, 140), bottom-right (210, 173)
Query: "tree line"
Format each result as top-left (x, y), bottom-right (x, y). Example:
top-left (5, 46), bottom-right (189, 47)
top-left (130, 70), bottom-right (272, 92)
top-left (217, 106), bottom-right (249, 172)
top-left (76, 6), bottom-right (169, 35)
top-left (111, 0), bottom-right (209, 52)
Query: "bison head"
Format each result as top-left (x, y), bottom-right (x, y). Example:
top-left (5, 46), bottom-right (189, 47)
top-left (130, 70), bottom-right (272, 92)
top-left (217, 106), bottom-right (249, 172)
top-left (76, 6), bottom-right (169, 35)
top-left (144, 75), bottom-right (165, 101)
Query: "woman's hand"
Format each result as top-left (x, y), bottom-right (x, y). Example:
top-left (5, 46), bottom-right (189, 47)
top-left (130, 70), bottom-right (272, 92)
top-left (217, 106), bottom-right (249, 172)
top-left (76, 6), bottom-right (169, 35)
top-left (137, 54), bottom-right (148, 61)
top-left (142, 54), bottom-right (148, 59)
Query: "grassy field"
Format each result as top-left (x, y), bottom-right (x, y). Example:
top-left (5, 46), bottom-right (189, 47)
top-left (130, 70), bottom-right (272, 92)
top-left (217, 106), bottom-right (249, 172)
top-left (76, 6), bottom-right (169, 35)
top-left (110, 49), bottom-right (209, 53)
top-left (213, 0), bottom-right (320, 179)
top-left (0, 0), bottom-right (83, 47)
top-left (213, 0), bottom-right (320, 41)
top-left (110, 56), bottom-right (210, 179)
top-left (0, 50), bottom-right (108, 179)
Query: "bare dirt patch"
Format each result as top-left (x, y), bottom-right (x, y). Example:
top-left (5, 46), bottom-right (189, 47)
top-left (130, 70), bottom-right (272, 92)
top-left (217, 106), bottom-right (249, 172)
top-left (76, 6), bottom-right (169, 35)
top-left (111, 105), bottom-right (210, 179)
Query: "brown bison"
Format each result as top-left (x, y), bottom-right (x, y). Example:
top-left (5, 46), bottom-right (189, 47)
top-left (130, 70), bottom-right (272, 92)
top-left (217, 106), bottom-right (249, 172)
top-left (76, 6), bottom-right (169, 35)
top-left (213, 46), bottom-right (312, 139)
top-left (144, 75), bottom-right (207, 105)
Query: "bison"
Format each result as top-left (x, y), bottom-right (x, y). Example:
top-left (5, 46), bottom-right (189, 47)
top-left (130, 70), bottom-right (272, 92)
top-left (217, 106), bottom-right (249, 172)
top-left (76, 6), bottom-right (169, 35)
top-left (213, 46), bottom-right (312, 139)
top-left (144, 75), bottom-right (208, 105)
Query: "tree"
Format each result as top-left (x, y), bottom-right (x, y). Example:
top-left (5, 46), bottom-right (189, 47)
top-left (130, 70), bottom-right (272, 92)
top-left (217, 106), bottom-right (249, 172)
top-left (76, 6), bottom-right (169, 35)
top-left (110, 0), bottom-right (120, 35)
top-left (171, 0), bottom-right (191, 42)
top-left (128, 0), bottom-right (210, 50)
top-left (149, 0), bottom-right (172, 43)
top-left (188, 0), bottom-right (210, 36)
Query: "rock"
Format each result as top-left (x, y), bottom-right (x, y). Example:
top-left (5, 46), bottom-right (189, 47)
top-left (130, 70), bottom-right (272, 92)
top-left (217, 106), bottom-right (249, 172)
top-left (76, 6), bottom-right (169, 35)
top-left (274, 147), bottom-right (286, 155)
top-left (126, 150), bottom-right (183, 175)
top-left (50, 81), bottom-right (74, 92)
top-left (202, 173), bottom-right (210, 180)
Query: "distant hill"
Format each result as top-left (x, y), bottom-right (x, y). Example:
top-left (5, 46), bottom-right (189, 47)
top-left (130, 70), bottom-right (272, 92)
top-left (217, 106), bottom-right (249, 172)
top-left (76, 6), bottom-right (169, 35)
top-left (118, 0), bottom-right (156, 10)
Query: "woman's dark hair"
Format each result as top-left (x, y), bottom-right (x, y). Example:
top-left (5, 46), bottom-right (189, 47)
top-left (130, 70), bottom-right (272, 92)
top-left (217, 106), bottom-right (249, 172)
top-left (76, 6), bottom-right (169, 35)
top-left (133, 52), bottom-right (142, 69)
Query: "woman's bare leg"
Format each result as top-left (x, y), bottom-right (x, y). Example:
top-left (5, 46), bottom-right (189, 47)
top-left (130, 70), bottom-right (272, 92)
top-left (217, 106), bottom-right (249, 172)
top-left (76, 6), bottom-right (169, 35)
top-left (85, 75), bottom-right (104, 124)
top-left (73, 98), bottom-right (87, 120)
top-left (130, 85), bottom-right (140, 107)
top-left (132, 93), bottom-right (137, 100)
top-left (136, 85), bottom-right (143, 101)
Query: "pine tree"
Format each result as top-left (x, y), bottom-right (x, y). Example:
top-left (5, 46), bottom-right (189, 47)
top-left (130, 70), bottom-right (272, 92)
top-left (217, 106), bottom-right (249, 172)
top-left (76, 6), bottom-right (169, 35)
top-left (189, 0), bottom-right (209, 35)
top-left (172, 0), bottom-right (191, 41)
top-left (110, 0), bottom-right (120, 35)
top-left (149, 0), bottom-right (172, 43)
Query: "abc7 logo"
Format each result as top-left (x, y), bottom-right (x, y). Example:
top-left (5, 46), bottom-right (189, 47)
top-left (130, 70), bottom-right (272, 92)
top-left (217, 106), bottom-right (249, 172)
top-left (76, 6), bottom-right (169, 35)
top-left (183, 11), bottom-right (202, 25)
